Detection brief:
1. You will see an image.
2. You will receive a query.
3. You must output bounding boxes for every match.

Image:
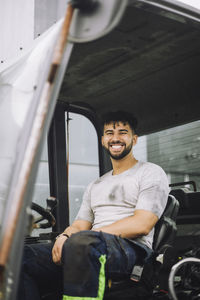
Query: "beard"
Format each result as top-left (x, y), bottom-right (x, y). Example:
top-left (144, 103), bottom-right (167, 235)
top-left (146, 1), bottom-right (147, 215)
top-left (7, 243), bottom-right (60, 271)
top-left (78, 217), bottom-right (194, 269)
top-left (104, 140), bottom-right (133, 160)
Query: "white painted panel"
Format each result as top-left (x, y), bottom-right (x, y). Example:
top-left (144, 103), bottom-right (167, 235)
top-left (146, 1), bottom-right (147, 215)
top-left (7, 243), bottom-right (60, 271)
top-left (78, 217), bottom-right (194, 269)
top-left (34, 0), bottom-right (68, 37)
top-left (0, 20), bottom-right (64, 221)
top-left (0, 0), bottom-right (34, 64)
top-left (176, 0), bottom-right (200, 10)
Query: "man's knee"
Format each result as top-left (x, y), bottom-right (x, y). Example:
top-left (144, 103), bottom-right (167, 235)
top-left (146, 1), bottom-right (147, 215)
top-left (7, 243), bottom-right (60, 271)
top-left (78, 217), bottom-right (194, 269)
top-left (62, 231), bottom-right (107, 292)
top-left (62, 231), bottom-right (107, 264)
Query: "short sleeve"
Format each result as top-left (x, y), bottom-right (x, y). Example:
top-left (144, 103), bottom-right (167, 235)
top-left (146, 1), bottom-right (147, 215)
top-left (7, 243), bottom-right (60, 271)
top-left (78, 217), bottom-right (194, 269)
top-left (135, 164), bottom-right (170, 218)
top-left (75, 182), bottom-right (94, 223)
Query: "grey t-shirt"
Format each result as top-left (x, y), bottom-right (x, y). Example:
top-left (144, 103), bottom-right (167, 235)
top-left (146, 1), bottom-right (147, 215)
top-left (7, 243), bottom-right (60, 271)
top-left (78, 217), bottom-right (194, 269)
top-left (76, 161), bottom-right (169, 249)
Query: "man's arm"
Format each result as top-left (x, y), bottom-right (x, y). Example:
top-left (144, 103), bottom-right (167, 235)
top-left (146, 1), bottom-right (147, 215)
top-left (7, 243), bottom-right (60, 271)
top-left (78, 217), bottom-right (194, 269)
top-left (52, 219), bottom-right (92, 264)
top-left (93, 209), bottom-right (158, 239)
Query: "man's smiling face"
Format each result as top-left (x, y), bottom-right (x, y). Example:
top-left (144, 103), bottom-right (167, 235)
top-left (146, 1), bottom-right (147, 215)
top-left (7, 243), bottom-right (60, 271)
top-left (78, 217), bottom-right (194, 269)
top-left (102, 122), bottom-right (137, 160)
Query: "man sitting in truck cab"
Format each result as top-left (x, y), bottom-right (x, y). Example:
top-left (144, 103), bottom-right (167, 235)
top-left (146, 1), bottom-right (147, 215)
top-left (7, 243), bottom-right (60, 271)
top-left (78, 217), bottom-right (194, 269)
top-left (17, 110), bottom-right (169, 300)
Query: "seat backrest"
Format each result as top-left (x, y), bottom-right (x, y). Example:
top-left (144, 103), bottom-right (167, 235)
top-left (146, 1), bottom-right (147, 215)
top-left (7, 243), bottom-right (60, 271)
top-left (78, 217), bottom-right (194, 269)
top-left (170, 188), bottom-right (200, 224)
top-left (153, 194), bottom-right (179, 252)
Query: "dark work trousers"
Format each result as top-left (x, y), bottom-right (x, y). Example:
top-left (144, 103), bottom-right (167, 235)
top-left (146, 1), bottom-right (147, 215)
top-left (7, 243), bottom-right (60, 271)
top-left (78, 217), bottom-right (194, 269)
top-left (17, 231), bottom-right (152, 300)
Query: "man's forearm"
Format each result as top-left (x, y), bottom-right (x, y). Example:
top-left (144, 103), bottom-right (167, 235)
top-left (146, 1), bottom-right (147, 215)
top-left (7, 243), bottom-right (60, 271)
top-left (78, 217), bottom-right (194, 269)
top-left (62, 219), bottom-right (92, 237)
top-left (63, 225), bottom-right (81, 237)
top-left (93, 217), bottom-right (142, 239)
top-left (93, 210), bottom-right (158, 239)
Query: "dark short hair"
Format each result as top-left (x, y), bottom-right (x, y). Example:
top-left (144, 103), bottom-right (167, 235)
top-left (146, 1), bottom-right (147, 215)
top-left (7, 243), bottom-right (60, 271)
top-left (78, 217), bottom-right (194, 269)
top-left (101, 110), bottom-right (138, 134)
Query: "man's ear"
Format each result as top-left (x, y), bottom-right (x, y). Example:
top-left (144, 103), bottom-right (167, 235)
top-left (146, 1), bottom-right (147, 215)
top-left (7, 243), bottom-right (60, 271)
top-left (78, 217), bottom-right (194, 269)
top-left (133, 134), bottom-right (138, 146)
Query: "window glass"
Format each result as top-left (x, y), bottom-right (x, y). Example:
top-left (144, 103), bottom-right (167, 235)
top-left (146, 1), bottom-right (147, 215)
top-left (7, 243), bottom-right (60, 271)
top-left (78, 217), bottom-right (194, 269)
top-left (67, 112), bottom-right (99, 224)
top-left (133, 120), bottom-right (200, 191)
top-left (32, 138), bottom-right (50, 204)
top-left (31, 137), bottom-right (50, 236)
top-left (134, 120), bottom-right (200, 236)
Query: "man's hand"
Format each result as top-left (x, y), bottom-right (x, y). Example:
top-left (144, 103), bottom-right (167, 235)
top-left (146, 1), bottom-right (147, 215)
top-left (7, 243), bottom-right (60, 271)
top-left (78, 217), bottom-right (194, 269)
top-left (52, 234), bottom-right (68, 264)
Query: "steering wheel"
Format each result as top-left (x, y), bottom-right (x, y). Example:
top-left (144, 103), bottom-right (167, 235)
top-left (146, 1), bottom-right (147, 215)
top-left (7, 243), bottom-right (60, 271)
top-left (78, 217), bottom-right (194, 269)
top-left (31, 202), bottom-right (56, 229)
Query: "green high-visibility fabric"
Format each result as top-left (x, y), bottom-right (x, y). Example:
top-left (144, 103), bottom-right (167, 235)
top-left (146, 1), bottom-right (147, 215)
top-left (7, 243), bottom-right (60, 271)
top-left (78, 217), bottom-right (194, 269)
top-left (63, 254), bottom-right (106, 300)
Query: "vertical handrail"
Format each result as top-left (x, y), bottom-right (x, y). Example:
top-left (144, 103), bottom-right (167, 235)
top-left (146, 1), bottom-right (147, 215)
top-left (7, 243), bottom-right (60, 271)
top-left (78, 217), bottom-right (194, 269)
top-left (66, 110), bottom-right (71, 225)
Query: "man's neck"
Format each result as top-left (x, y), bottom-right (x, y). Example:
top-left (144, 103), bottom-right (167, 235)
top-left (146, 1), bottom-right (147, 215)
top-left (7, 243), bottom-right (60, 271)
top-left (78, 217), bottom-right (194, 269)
top-left (111, 154), bottom-right (138, 175)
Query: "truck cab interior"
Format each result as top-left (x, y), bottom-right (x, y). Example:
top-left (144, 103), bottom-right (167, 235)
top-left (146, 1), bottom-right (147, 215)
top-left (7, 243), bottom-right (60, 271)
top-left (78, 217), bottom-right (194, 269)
top-left (0, 1), bottom-right (200, 299)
